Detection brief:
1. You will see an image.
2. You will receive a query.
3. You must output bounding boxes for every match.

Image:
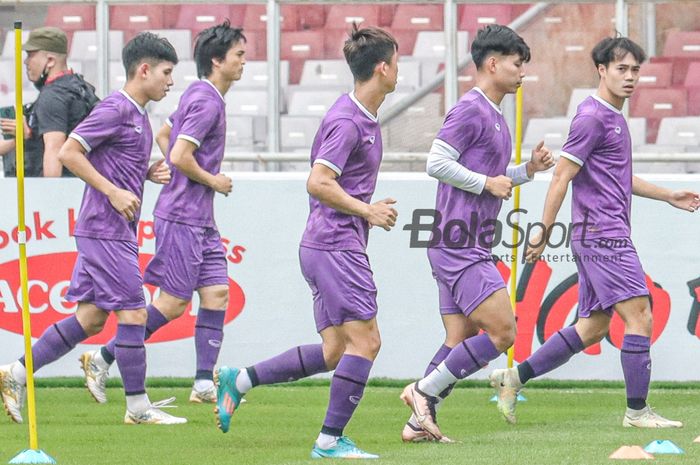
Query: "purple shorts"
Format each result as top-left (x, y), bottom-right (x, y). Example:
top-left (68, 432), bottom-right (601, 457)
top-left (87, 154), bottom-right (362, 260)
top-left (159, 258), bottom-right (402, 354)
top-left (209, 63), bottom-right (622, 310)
top-left (572, 237), bottom-right (650, 317)
top-left (428, 247), bottom-right (506, 316)
top-left (144, 218), bottom-right (228, 301)
top-left (299, 246), bottom-right (378, 333)
top-left (65, 237), bottom-right (146, 311)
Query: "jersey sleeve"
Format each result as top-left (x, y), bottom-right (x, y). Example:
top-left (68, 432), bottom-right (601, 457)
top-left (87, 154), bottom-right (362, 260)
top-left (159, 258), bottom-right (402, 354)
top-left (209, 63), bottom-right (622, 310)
top-left (561, 114), bottom-right (604, 166)
top-left (313, 118), bottom-right (360, 176)
top-left (69, 102), bottom-right (121, 153)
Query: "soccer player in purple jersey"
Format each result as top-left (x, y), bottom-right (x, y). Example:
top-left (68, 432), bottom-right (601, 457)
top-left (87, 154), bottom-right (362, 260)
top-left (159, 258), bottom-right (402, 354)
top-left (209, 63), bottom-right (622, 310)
top-left (399, 25), bottom-right (554, 442)
top-left (214, 24), bottom-right (398, 459)
top-left (491, 36), bottom-right (700, 428)
top-left (0, 33), bottom-right (185, 425)
top-left (78, 21), bottom-right (244, 407)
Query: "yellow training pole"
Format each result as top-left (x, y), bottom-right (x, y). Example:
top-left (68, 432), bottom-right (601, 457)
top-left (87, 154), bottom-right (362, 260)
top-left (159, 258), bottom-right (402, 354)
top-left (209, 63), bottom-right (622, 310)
top-left (9, 21), bottom-right (55, 465)
top-left (507, 86), bottom-right (524, 369)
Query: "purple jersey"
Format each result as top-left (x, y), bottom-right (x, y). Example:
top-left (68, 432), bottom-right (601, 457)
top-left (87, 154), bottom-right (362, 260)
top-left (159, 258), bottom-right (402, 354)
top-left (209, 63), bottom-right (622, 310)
top-left (69, 90), bottom-right (152, 242)
top-left (154, 80), bottom-right (226, 227)
top-left (300, 93), bottom-right (383, 252)
top-left (561, 95), bottom-right (633, 240)
top-left (432, 88), bottom-right (512, 251)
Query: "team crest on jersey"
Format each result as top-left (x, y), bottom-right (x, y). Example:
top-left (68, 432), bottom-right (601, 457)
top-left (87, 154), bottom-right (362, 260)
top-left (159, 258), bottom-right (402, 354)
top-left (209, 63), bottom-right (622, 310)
top-left (134, 125), bottom-right (143, 134)
top-left (368, 135), bottom-right (375, 144)
top-left (614, 126), bottom-right (622, 134)
top-left (495, 123), bottom-right (501, 131)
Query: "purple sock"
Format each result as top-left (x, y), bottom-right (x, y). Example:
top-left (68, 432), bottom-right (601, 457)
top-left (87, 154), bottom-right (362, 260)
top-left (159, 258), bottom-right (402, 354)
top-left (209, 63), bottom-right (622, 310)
top-left (249, 344), bottom-right (328, 386)
top-left (621, 334), bottom-right (651, 410)
top-left (519, 326), bottom-right (585, 384)
top-left (101, 304), bottom-right (169, 365)
top-left (321, 354), bottom-right (372, 437)
top-left (424, 344), bottom-right (454, 399)
top-left (21, 315), bottom-right (87, 371)
top-left (115, 324), bottom-right (147, 396)
top-left (195, 308), bottom-right (226, 381)
top-left (444, 333), bottom-right (501, 379)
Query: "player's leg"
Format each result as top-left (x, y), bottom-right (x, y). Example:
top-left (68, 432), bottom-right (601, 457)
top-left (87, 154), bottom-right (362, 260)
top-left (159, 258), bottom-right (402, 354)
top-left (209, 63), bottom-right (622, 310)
top-left (311, 318), bottom-right (380, 459)
top-left (81, 290), bottom-right (188, 403)
top-left (190, 284), bottom-right (227, 402)
top-left (1, 303), bottom-right (106, 423)
top-left (402, 312), bottom-right (477, 443)
top-left (615, 296), bottom-right (681, 428)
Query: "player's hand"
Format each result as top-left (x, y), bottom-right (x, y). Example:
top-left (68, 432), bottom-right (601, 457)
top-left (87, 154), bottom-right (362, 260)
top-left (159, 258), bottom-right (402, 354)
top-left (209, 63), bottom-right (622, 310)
top-left (528, 141), bottom-right (555, 173)
top-left (147, 158), bottom-right (171, 184)
top-left (524, 230), bottom-right (547, 263)
top-left (108, 188), bottom-right (140, 222)
top-left (485, 175), bottom-right (513, 199)
top-left (365, 198), bottom-right (398, 231)
top-left (0, 117), bottom-right (30, 138)
top-left (212, 173), bottom-right (233, 196)
top-left (668, 190), bottom-right (700, 212)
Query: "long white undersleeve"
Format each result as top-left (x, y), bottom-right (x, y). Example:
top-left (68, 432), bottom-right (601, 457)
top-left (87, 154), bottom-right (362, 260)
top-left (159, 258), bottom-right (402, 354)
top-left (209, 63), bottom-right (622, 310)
top-left (426, 139), bottom-right (487, 194)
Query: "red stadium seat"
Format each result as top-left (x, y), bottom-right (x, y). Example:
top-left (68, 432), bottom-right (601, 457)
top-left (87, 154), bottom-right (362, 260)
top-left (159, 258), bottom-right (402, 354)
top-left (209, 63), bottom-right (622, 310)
top-left (281, 31), bottom-right (325, 83)
top-left (379, 5), bottom-right (397, 27)
top-left (458, 4), bottom-right (513, 36)
top-left (662, 30), bottom-right (700, 58)
top-left (326, 6), bottom-right (381, 29)
top-left (392, 5), bottom-right (443, 31)
top-left (244, 5), bottom-right (299, 32)
top-left (649, 56), bottom-right (697, 86)
top-left (637, 62), bottom-right (672, 88)
top-left (630, 88), bottom-right (688, 142)
top-left (323, 29), bottom-right (350, 59)
top-left (296, 5), bottom-right (326, 30)
top-left (684, 62), bottom-right (700, 115)
top-left (162, 5), bottom-right (181, 29)
top-left (241, 31), bottom-right (266, 61)
top-left (175, 5), bottom-right (247, 33)
top-left (110, 5), bottom-right (164, 31)
top-left (45, 5), bottom-right (95, 31)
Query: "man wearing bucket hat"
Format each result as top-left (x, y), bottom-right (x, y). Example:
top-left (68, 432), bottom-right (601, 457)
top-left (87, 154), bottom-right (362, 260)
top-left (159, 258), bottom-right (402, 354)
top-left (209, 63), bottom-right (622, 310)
top-left (0, 26), bottom-right (99, 177)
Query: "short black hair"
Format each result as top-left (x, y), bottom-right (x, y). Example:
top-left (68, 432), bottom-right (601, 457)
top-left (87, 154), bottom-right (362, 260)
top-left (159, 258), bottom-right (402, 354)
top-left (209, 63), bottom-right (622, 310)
top-left (122, 32), bottom-right (179, 79)
top-left (591, 36), bottom-right (647, 69)
top-left (471, 24), bottom-right (531, 69)
top-left (194, 20), bottom-right (247, 78)
top-left (343, 23), bottom-right (398, 83)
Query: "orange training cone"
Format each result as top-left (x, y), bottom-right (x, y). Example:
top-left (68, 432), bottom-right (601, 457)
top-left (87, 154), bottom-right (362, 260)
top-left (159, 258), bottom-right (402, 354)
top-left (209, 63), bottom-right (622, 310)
top-left (609, 445), bottom-right (654, 460)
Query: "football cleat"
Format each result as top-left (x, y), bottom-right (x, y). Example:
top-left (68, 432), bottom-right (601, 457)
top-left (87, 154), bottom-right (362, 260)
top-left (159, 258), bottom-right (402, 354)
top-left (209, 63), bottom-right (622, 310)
top-left (79, 351), bottom-right (109, 404)
top-left (311, 436), bottom-right (379, 459)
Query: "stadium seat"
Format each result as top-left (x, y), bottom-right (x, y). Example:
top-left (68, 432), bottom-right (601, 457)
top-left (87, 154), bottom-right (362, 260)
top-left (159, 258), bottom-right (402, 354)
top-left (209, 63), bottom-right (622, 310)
top-left (243, 4), bottom-right (300, 32)
top-left (281, 31), bottom-right (325, 83)
top-left (241, 31), bottom-right (266, 61)
top-left (396, 60), bottom-right (422, 91)
top-left (45, 5), bottom-right (96, 31)
top-left (225, 114), bottom-right (255, 147)
top-left (683, 62), bottom-right (700, 115)
top-left (109, 61), bottom-right (126, 92)
top-left (384, 114), bottom-right (443, 151)
top-left (566, 88), bottom-right (597, 118)
top-left (378, 5), bottom-right (397, 27)
top-left (69, 30), bottom-right (124, 62)
top-left (655, 117), bottom-right (700, 147)
top-left (236, 61), bottom-right (290, 89)
top-left (280, 115), bottom-right (321, 150)
top-left (296, 5), bottom-right (326, 30)
top-left (458, 4), bottom-right (514, 36)
top-left (379, 92), bottom-right (442, 119)
top-left (110, 5), bottom-right (165, 31)
top-left (225, 89), bottom-right (270, 116)
top-left (523, 117), bottom-right (570, 150)
top-left (171, 60), bottom-right (199, 91)
top-left (662, 30), bottom-right (700, 58)
top-left (299, 60), bottom-right (353, 88)
top-left (325, 5), bottom-right (381, 28)
top-left (175, 5), bottom-right (247, 33)
top-left (413, 31), bottom-right (469, 61)
top-left (649, 56), bottom-right (697, 86)
top-left (637, 62), bottom-right (672, 88)
top-left (628, 117), bottom-right (647, 148)
top-left (630, 88), bottom-right (688, 119)
top-left (392, 5), bottom-right (444, 30)
top-left (287, 90), bottom-right (341, 116)
top-left (323, 28), bottom-right (351, 59)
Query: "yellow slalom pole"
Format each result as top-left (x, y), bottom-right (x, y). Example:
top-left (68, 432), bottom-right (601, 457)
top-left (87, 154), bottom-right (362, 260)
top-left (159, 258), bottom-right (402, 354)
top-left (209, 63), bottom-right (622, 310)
top-left (507, 86), bottom-right (524, 369)
top-left (9, 21), bottom-right (55, 465)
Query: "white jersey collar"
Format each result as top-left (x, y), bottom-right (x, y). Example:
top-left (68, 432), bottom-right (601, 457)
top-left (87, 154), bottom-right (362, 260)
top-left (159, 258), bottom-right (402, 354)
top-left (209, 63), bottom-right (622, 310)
top-left (119, 89), bottom-right (146, 114)
top-left (349, 92), bottom-right (378, 123)
top-left (473, 87), bottom-right (503, 115)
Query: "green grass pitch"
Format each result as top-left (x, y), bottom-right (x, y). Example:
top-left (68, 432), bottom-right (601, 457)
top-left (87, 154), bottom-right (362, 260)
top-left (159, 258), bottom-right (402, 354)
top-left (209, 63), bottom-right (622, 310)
top-left (1, 380), bottom-right (698, 465)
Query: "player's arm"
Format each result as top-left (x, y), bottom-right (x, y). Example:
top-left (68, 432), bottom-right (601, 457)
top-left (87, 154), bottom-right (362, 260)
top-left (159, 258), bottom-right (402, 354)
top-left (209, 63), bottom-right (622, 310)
top-left (306, 163), bottom-right (397, 231)
top-left (508, 140), bottom-right (555, 183)
top-left (155, 122), bottom-right (171, 157)
top-left (426, 138), bottom-right (513, 199)
top-left (42, 131), bottom-right (67, 177)
top-left (632, 175), bottom-right (699, 212)
top-left (524, 157), bottom-right (581, 262)
top-left (169, 138), bottom-right (231, 195)
top-left (58, 137), bottom-right (141, 221)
